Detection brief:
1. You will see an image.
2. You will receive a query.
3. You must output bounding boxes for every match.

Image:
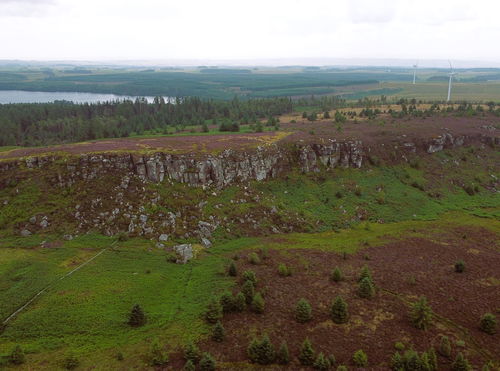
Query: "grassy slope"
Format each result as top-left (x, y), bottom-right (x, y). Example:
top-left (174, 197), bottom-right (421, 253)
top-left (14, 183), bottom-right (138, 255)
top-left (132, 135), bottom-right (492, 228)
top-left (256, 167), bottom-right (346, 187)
top-left (0, 214), bottom-right (498, 369)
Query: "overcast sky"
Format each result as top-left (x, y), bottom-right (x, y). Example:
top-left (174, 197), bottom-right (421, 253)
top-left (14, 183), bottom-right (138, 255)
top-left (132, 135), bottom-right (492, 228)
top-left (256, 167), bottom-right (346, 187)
top-left (1, 0), bottom-right (499, 66)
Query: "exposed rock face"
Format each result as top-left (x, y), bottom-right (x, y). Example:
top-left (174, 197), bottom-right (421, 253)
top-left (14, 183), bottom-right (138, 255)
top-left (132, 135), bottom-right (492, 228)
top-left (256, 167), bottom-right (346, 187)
top-left (0, 133), bottom-right (497, 189)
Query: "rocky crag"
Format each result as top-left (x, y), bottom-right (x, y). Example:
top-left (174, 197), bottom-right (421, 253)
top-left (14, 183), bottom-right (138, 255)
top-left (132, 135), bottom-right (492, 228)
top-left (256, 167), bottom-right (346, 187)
top-left (0, 131), bottom-right (497, 255)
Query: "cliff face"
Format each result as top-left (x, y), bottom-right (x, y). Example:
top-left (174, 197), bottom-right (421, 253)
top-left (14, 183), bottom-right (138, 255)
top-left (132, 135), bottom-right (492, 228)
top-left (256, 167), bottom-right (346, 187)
top-left (0, 140), bottom-right (365, 188)
top-left (1, 132), bottom-right (497, 189)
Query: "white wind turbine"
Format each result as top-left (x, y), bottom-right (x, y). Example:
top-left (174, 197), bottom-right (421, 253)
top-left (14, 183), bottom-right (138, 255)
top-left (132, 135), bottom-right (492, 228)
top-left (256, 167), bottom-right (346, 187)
top-left (412, 61), bottom-right (418, 84)
top-left (447, 60), bottom-right (457, 102)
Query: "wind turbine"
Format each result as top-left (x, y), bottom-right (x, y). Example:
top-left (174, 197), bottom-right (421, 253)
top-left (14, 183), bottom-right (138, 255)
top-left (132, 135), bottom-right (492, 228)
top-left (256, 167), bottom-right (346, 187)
top-left (412, 61), bottom-right (418, 84)
top-left (447, 60), bottom-right (457, 102)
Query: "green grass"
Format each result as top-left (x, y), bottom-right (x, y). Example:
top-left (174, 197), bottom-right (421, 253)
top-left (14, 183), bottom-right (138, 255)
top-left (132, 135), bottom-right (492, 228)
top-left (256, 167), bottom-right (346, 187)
top-left (0, 236), bottom-right (255, 369)
top-left (0, 146), bottom-right (20, 153)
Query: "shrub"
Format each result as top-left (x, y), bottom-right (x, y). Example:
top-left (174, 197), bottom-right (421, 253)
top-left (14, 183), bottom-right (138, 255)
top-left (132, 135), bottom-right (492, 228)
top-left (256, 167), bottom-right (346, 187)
top-left (184, 341), bottom-right (201, 364)
top-left (454, 260), bottom-right (465, 273)
top-left (242, 280), bottom-right (255, 304)
top-left (199, 352), bottom-right (216, 371)
top-left (116, 352), bottom-right (124, 361)
top-left (251, 292), bottom-right (265, 313)
top-left (358, 276), bottom-right (375, 298)
top-left (278, 263), bottom-right (292, 276)
top-left (298, 338), bottom-right (315, 366)
top-left (220, 291), bottom-right (235, 313)
top-left (314, 352), bottom-right (331, 370)
top-left (353, 349), bottom-right (368, 367)
top-left (205, 297), bottom-right (223, 323)
top-left (359, 265), bottom-right (372, 282)
top-left (234, 292), bottom-right (247, 312)
top-left (249, 252), bottom-right (260, 265)
top-left (295, 298), bottom-right (313, 323)
top-left (394, 342), bottom-right (405, 351)
top-left (242, 270), bottom-right (257, 284)
top-left (331, 296), bottom-right (349, 324)
top-left (438, 336), bottom-right (451, 357)
top-left (228, 261), bottom-right (237, 276)
top-left (63, 353), bottom-right (80, 370)
top-left (9, 345), bottom-right (25, 365)
top-left (128, 304), bottom-right (146, 327)
top-left (452, 352), bottom-right (472, 371)
top-left (247, 335), bottom-right (275, 364)
top-left (337, 366), bottom-right (348, 371)
top-left (410, 296), bottom-right (433, 330)
top-left (150, 339), bottom-right (169, 366)
top-left (330, 267), bottom-right (343, 282)
top-left (479, 313), bottom-right (497, 335)
top-left (276, 341), bottom-right (290, 365)
top-left (212, 321), bottom-right (225, 342)
top-left (183, 359), bottom-right (196, 371)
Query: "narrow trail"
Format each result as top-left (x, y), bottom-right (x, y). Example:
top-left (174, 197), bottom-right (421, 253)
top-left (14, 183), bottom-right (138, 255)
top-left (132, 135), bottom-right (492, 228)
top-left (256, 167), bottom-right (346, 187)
top-left (2, 241), bottom-right (115, 326)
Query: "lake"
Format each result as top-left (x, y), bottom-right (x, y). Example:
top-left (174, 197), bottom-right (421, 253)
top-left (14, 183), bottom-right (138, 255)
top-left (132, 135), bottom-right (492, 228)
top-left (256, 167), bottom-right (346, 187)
top-left (0, 90), bottom-right (170, 104)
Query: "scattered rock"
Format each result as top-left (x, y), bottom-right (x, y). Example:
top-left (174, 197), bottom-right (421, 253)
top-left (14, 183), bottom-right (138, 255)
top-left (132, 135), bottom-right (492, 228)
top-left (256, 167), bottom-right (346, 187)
top-left (29, 216), bottom-right (37, 224)
top-left (63, 234), bottom-right (74, 241)
top-left (20, 229), bottom-right (32, 237)
top-left (173, 244), bottom-right (193, 264)
top-left (158, 234), bottom-right (169, 242)
top-left (201, 237), bottom-right (212, 248)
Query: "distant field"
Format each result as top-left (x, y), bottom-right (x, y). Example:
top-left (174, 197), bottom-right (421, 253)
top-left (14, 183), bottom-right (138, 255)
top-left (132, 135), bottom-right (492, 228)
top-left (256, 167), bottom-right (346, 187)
top-left (1, 66), bottom-right (499, 101)
top-left (380, 81), bottom-right (500, 102)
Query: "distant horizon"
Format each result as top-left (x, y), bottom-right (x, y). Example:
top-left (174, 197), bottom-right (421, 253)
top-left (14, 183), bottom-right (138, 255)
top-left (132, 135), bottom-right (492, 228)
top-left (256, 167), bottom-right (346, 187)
top-left (2, 57), bottom-right (500, 69)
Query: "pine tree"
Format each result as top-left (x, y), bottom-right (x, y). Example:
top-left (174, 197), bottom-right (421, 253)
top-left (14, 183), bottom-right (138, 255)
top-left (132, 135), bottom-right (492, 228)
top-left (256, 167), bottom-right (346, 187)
top-left (150, 339), bottom-right (169, 366)
top-left (314, 352), bottom-right (331, 370)
top-left (454, 260), bottom-right (465, 273)
top-left (410, 296), bottom-right (433, 330)
top-left (234, 292), bottom-right (246, 312)
top-left (452, 352), bottom-right (472, 371)
top-left (251, 292), bottom-right (265, 313)
top-left (438, 336), bottom-right (451, 357)
top-left (331, 296), bottom-right (349, 324)
top-left (199, 352), bottom-right (216, 371)
top-left (183, 359), bottom-right (196, 371)
top-left (128, 304), bottom-right (146, 327)
top-left (205, 297), bottom-right (223, 323)
top-left (242, 280), bottom-right (255, 304)
top-left (228, 261), bottom-right (237, 276)
top-left (9, 345), bottom-right (25, 365)
top-left (359, 265), bottom-right (372, 282)
top-left (421, 352), bottom-right (432, 371)
top-left (276, 341), bottom-right (290, 365)
top-left (295, 298), bottom-right (313, 323)
top-left (242, 270), bottom-right (257, 283)
top-left (391, 352), bottom-right (403, 370)
top-left (403, 350), bottom-right (422, 370)
top-left (479, 313), bottom-right (497, 335)
top-left (247, 335), bottom-right (275, 364)
top-left (330, 267), bottom-right (343, 282)
top-left (358, 276), bottom-right (375, 298)
top-left (427, 347), bottom-right (438, 371)
top-left (220, 291), bottom-right (234, 313)
top-left (298, 338), bottom-right (315, 366)
top-left (212, 321), bottom-right (225, 342)
top-left (353, 350), bottom-right (368, 367)
top-left (184, 341), bottom-right (201, 364)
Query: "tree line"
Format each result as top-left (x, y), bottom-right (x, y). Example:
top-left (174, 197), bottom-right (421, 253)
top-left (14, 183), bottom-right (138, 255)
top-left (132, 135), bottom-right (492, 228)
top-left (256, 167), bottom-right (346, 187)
top-left (0, 95), bottom-right (345, 147)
